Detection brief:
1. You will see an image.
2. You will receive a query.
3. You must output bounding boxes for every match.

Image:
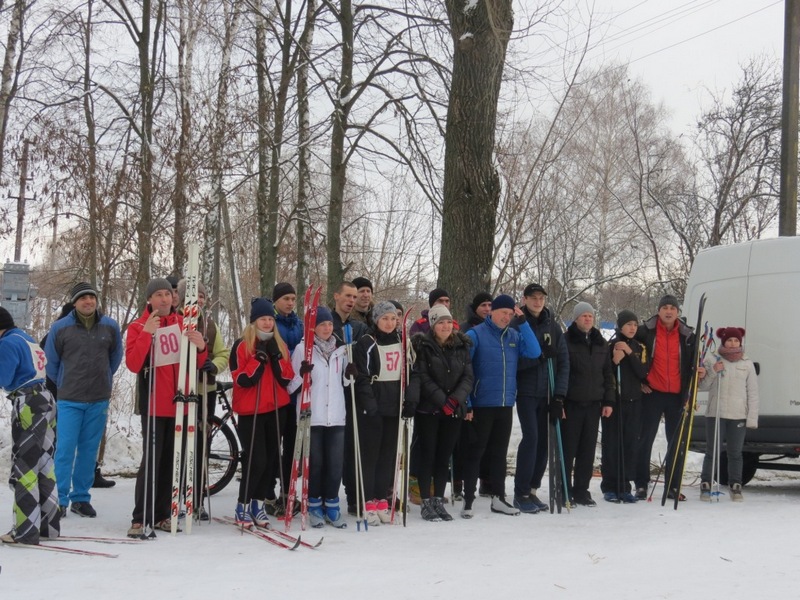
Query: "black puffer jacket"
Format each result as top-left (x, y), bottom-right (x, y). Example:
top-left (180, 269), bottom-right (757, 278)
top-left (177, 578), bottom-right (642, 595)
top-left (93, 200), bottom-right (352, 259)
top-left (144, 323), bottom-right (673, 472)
top-left (608, 331), bottom-right (649, 402)
top-left (406, 331), bottom-right (473, 418)
top-left (565, 322), bottom-right (615, 406)
top-left (354, 328), bottom-right (403, 417)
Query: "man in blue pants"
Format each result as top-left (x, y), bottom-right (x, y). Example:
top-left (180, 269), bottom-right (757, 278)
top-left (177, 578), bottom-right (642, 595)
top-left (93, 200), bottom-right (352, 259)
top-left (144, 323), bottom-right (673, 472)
top-left (45, 282), bottom-right (122, 518)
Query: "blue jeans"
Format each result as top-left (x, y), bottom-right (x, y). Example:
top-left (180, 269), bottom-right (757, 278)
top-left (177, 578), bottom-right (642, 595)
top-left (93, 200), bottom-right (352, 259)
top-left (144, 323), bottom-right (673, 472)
top-left (54, 400), bottom-right (109, 506)
top-left (309, 426), bottom-right (345, 500)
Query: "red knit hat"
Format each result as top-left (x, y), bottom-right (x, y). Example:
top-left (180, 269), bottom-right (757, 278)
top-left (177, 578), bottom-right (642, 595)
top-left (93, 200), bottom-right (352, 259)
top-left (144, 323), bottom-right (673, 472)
top-left (716, 327), bottom-right (745, 345)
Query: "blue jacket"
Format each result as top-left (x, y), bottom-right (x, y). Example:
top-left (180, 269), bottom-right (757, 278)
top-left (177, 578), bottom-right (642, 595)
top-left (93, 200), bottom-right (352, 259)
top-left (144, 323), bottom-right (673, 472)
top-left (275, 311), bottom-right (304, 353)
top-left (0, 328), bottom-right (47, 392)
top-left (45, 309), bottom-right (122, 402)
top-left (466, 316), bottom-right (541, 408)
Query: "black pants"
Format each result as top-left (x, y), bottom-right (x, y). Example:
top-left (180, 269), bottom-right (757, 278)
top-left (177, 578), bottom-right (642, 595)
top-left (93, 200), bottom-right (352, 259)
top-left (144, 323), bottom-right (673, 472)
top-left (237, 406), bottom-right (287, 503)
top-left (462, 406), bottom-right (513, 501)
top-left (415, 413), bottom-right (462, 499)
top-left (636, 391), bottom-right (684, 491)
top-left (600, 399), bottom-right (642, 494)
top-left (514, 395), bottom-right (549, 495)
top-left (279, 400), bottom-right (297, 495)
top-left (357, 413), bottom-right (399, 501)
top-left (133, 414), bottom-right (175, 526)
top-left (561, 401), bottom-right (601, 499)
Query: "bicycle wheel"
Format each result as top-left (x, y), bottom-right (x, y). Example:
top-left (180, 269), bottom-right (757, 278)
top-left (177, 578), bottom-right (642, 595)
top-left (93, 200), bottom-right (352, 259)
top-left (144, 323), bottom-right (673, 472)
top-left (206, 415), bottom-right (239, 496)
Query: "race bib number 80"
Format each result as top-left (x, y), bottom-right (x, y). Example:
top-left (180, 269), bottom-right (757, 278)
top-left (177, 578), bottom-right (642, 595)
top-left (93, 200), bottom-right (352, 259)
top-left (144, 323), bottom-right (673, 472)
top-left (154, 323), bottom-right (182, 367)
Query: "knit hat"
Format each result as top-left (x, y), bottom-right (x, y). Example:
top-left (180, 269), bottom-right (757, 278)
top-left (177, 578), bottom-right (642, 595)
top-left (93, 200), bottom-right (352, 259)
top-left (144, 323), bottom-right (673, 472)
top-left (315, 306), bottom-right (333, 326)
top-left (352, 277), bottom-right (373, 292)
top-left (717, 327), bottom-right (745, 345)
top-left (428, 288), bottom-right (450, 307)
top-left (145, 278), bottom-right (173, 299)
top-left (250, 298), bottom-right (274, 323)
top-left (389, 299), bottom-right (404, 313)
top-left (166, 275), bottom-right (180, 290)
top-left (658, 294), bottom-right (680, 310)
top-left (372, 301), bottom-right (397, 322)
top-left (470, 292), bottom-right (493, 311)
top-left (0, 306), bottom-right (14, 330)
top-left (69, 282), bottom-right (98, 304)
top-left (491, 294), bottom-right (516, 311)
top-left (572, 301), bottom-right (595, 321)
top-left (272, 282), bottom-right (296, 301)
top-left (428, 304), bottom-right (453, 328)
top-left (523, 283), bottom-right (547, 297)
top-left (176, 279), bottom-right (208, 305)
top-left (616, 309), bottom-right (638, 329)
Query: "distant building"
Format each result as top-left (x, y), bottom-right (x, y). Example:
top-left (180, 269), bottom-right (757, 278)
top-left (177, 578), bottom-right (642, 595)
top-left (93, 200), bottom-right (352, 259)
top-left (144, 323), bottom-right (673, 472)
top-left (1, 261), bottom-right (35, 328)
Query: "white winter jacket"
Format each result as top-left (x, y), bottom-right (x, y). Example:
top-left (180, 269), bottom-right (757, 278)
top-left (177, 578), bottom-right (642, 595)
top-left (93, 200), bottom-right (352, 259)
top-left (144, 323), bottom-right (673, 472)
top-left (288, 340), bottom-right (349, 427)
top-left (699, 355), bottom-right (759, 428)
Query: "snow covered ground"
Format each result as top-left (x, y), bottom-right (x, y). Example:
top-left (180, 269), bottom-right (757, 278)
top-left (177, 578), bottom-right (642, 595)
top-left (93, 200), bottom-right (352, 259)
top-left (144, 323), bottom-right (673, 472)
top-left (0, 455), bottom-right (798, 599)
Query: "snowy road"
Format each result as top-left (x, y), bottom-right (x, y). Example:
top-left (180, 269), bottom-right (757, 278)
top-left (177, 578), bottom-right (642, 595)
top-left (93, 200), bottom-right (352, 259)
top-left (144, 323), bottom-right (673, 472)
top-left (0, 472), bottom-right (797, 599)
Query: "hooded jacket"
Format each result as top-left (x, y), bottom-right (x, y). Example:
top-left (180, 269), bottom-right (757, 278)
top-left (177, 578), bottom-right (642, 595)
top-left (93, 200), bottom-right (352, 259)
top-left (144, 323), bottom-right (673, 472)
top-left (564, 322), bottom-right (615, 406)
top-left (229, 337), bottom-right (293, 415)
top-left (406, 331), bottom-right (473, 418)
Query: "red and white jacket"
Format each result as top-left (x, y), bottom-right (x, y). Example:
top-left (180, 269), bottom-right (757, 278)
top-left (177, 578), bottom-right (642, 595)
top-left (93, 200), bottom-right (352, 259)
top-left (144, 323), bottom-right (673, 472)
top-left (229, 338), bottom-right (294, 416)
top-left (126, 306), bottom-right (208, 417)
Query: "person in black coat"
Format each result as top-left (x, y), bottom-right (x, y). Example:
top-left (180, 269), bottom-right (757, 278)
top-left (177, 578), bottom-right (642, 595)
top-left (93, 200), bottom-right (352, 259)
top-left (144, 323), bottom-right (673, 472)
top-left (562, 302), bottom-right (615, 507)
top-left (601, 310), bottom-right (649, 503)
top-left (405, 305), bottom-right (473, 522)
top-left (353, 301), bottom-right (404, 526)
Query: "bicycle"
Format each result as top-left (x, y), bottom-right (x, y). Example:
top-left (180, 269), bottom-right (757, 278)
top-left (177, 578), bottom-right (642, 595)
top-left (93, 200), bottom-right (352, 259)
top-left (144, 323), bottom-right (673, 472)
top-left (205, 381), bottom-right (241, 496)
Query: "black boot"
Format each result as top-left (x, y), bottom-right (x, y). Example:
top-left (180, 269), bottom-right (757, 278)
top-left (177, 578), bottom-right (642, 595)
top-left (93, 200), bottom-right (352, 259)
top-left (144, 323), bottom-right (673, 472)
top-left (92, 463), bottom-right (116, 488)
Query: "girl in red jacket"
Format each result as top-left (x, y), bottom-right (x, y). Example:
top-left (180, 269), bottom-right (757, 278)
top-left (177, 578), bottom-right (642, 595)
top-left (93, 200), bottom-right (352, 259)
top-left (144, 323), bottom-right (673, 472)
top-left (229, 298), bottom-right (294, 527)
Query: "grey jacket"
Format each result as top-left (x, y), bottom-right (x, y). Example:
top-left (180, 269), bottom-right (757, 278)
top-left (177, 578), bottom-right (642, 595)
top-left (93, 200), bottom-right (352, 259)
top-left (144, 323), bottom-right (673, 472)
top-left (44, 309), bottom-right (123, 402)
top-left (699, 355), bottom-right (759, 428)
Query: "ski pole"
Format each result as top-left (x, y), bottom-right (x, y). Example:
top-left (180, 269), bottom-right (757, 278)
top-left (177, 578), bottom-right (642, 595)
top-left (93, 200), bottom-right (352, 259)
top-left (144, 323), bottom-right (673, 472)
top-left (240, 359), bottom-right (263, 533)
top-left (344, 324), bottom-right (367, 531)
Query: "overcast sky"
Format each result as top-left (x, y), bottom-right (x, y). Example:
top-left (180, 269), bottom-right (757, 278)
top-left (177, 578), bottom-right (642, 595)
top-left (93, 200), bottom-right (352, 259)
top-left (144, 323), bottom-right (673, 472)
top-left (583, 0), bottom-right (784, 133)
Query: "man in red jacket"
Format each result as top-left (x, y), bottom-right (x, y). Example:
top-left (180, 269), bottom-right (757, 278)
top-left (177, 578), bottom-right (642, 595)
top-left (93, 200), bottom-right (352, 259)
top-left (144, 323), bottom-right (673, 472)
top-left (126, 278), bottom-right (207, 537)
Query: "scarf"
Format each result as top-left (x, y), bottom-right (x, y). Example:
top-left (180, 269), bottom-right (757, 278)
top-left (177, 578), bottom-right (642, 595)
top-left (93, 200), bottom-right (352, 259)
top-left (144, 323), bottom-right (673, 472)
top-left (256, 330), bottom-right (274, 341)
top-left (718, 345), bottom-right (743, 363)
top-left (315, 334), bottom-right (337, 361)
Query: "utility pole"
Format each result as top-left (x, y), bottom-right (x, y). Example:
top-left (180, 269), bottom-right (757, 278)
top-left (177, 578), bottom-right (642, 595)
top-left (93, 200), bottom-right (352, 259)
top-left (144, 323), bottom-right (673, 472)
top-left (12, 139), bottom-right (31, 261)
top-left (779, 0), bottom-right (800, 236)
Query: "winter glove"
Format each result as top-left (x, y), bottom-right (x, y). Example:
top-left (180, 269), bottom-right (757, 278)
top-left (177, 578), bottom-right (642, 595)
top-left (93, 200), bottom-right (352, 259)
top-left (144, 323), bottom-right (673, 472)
top-left (265, 337), bottom-right (281, 359)
top-left (401, 400), bottom-right (416, 419)
top-left (255, 349), bottom-right (269, 364)
top-left (540, 338), bottom-right (556, 359)
top-left (344, 363), bottom-right (359, 379)
top-left (300, 360), bottom-right (314, 375)
top-left (549, 395), bottom-right (565, 422)
top-left (442, 396), bottom-right (460, 417)
top-left (200, 357), bottom-right (218, 374)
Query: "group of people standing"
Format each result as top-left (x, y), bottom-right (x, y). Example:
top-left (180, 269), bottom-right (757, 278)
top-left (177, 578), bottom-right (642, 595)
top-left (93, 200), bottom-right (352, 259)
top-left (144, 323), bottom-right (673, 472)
top-left (0, 276), bottom-right (760, 545)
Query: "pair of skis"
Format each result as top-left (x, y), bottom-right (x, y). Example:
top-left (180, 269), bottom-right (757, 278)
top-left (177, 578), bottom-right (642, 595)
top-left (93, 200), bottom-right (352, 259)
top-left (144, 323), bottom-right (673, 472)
top-left (661, 293), bottom-right (707, 509)
top-left (390, 307), bottom-right (414, 526)
top-left (284, 285), bottom-right (321, 532)
top-left (546, 358), bottom-right (570, 513)
top-left (171, 243), bottom-right (201, 534)
top-left (214, 516), bottom-right (321, 550)
top-left (344, 323), bottom-right (368, 531)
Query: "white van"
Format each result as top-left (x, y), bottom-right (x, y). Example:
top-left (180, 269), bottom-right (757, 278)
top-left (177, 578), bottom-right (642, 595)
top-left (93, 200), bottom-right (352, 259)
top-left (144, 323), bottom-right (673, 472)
top-left (684, 236), bottom-right (800, 483)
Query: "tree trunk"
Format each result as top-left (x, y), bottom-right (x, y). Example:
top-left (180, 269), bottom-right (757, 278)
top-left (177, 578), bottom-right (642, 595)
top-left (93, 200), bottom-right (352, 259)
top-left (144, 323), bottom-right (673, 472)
top-left (255, 2), bottom-right (271, 296)
top-left (438, 0), bottom-right (512, 312)
top-left (295, 0), bottom-right (316, 309)
top-left (0, 0), bottom-right (26, 180)
top-left (326, 0), bottom-right (353, 304)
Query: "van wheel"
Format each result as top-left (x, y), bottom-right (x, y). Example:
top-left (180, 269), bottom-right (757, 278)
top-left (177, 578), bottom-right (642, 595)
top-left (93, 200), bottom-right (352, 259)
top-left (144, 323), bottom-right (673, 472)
top-left (718, 452), bottom-right (759, 486)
